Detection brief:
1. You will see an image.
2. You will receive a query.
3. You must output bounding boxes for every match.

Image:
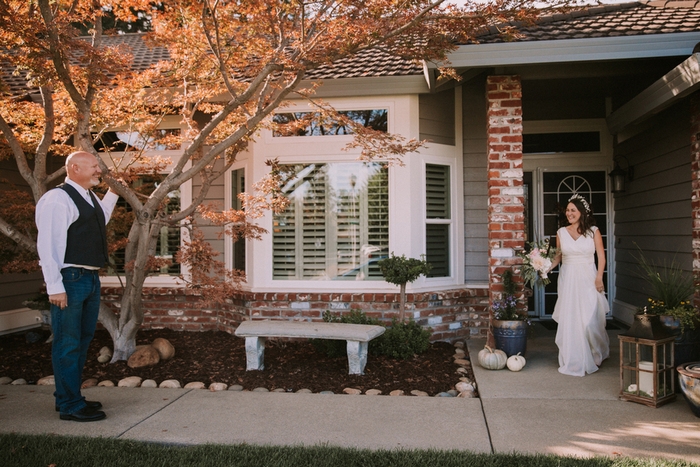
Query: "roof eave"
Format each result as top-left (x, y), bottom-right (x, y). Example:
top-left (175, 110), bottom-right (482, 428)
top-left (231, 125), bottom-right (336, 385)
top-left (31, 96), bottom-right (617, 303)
top-left (607, 52), bottom-right (700, 135)
top-left (433, 32), bottom-right (700, 69)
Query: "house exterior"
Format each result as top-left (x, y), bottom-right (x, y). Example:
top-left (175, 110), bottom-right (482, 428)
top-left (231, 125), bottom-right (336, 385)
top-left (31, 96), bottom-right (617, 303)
top-left (3, 1), bottom-right (700, 341)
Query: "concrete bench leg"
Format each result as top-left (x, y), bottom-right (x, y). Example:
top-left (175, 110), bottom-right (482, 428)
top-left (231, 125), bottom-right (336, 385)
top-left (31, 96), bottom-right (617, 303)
top-left (245, 336), bottom-right (265, 371)
top-left (346, 340), bottom-right (368, 375)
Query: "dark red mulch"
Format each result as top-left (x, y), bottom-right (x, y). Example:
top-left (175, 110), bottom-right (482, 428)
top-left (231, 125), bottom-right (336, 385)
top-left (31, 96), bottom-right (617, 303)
top-left (0, 328), bottom-right (472, 396)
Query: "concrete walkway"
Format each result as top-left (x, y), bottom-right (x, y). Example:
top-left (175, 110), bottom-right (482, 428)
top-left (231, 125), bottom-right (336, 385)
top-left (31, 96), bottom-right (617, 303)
top-left (1, 324), bottom-right (698, 463)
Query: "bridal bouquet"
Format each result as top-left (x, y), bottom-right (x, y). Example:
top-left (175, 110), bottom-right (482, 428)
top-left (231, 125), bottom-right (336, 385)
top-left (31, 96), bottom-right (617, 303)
top-left (520, 238), bottom-right (558, 288)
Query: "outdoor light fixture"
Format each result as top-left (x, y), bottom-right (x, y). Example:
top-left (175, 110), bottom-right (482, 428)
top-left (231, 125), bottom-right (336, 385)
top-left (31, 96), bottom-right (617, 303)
top-left (619, 311), bottom-right (676, 408)
top-left (609, 156), bottom-right (634, 194)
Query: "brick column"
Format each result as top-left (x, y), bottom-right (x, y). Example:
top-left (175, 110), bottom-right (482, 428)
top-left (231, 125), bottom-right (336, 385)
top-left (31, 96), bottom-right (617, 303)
top-left (486, 75), bottom-right (526, 345)
top-left (691, 92), bottom-right (700, 309)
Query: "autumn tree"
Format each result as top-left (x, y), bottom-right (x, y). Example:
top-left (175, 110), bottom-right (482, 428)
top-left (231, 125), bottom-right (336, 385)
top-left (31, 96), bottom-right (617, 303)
top-left (0, 0), bottom-right (559, 361)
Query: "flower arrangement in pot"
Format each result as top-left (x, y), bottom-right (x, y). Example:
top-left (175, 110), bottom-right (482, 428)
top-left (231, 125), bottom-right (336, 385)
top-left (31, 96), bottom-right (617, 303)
top-left (491, 270), bottom-right (529, 357)
top-left (635, 248), bottom-right (700, 366)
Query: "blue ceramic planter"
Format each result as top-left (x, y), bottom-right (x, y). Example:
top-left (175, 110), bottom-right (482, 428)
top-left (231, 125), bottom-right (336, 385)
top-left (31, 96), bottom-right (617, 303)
top-left (492, 319), bottom-right (528, 357)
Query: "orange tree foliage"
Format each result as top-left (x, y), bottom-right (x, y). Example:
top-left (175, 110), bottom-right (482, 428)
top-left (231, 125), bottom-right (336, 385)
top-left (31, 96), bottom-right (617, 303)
top-left (0, 0), bottom-right (563, 360)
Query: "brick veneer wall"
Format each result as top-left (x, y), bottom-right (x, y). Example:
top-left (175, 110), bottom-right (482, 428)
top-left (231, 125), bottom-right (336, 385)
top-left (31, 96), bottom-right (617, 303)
top-left (691, 92), bottom-right (700, 309)
top-left (486, 75), bottom-right (526, 338)
top-left (100, 286), bottom-right (490, 341)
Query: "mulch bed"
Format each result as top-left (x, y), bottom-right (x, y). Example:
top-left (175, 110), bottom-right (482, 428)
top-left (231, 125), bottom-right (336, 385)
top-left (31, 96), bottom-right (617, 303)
top-left (0, 328), bottom-right (473, 396)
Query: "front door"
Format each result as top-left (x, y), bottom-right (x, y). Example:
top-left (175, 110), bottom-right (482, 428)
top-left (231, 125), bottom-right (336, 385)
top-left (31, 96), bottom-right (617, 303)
top-left (526, 169), bottom-right (611, 318)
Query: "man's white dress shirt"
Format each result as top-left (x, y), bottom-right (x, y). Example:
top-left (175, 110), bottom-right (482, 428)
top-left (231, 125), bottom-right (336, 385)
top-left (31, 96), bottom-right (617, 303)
top-left (35, 178), bottom-right (119, 295)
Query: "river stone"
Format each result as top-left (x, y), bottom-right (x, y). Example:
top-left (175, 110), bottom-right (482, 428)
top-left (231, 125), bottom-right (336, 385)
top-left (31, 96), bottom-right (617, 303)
top-left (97, 380), bottom-right (115, 387)
top-left (82, 378), bottom-right (98, 388)
top-left (454, 348), bottom-right (466, 356)
top-left (209, 382), bottom-right (228, 391)
top-left (97, 346), bottom-right (112, 363)
top-left (389, 389), bottom-right (404, 396)
top-left (159, 379), bottom-right (181, 388)
top-left (11, 378), bottom-right (27, 385)
top-left (253, 387), bottom-right (269, 392)
top-left (118, 376), bottom-right (142, 388)
top-left (456, 367), bottom-right (469, 375)
top-left (456, 381), bottom-right (475, 393)
top-left (343, 388), bottom-right (361, 395)
top-left (272, 388), bottom-right (287, 393)
top-left (447, 389), bottom-right (458, 396)
top-left (0, 376), bottom-right (12, 385)
top-left (128, 345), bottom-right (160, 368)
top-left (37, 375), bottom-right (55, 386)
top-left (365, 389), bottom-right (382, 396)
top-left (411, 390), bottom-right (429, 397)
top-left (228, 384), bottom-right (244, 391)
top-left (453, 341), bottom-right (465, 349)
top-left (436, 392), bottom-right (454, 397)
top-left (454, 358), bottom-right (470, 366)
top-left (184, 381), bottom-right (206, 389)
top-left (319, 391), bottom-right (335, 395)
top-left (152, 338), bottom-right (175, 360)
top-left (141, 379), bottom-right (158, 388)
top-left (458, 390), bottom-right (477, 398)
top-left (296, 388), bottom-right (312, 393)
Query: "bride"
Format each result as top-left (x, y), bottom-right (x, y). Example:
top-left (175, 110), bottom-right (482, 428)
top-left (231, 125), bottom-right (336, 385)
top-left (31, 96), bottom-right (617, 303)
top-left (548, 194), bottom-right (610, 376)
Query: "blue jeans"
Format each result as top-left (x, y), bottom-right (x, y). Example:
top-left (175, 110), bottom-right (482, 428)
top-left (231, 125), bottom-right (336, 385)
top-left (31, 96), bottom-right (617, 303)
top-left (51, 267), bottom-right (101, 414)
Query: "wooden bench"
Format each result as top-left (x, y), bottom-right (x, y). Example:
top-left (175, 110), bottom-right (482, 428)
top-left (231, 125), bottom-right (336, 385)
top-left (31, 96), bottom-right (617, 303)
top-left (234, 320), bottom-right (385, 375)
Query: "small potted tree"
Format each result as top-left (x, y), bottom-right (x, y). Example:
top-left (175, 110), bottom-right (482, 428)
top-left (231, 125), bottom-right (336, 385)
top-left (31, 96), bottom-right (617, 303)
top-left (378, 253), bottom-right (431, 323)
top-left (491, 269), bottom-right (528, 357)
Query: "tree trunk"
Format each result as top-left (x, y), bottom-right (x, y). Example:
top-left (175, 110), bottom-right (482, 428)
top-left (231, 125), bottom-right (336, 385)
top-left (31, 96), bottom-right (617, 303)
top-left (399, 283), bottom-right (406, 323)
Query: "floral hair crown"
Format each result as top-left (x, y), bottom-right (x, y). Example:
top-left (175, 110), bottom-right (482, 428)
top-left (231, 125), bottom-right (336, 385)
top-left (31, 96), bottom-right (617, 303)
top-left (568, 194), bottom-right (591, 213)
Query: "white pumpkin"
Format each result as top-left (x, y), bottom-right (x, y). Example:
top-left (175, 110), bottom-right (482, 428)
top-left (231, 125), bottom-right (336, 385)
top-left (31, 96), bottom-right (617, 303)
top-left (478, 345), bottom-right (507, 370)
top-left (506, 352), bottom-right (526, 372)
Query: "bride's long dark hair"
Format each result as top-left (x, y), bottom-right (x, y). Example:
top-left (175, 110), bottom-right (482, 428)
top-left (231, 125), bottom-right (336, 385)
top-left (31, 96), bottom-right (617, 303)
top-left (566, 195), bottom-right (596, 236)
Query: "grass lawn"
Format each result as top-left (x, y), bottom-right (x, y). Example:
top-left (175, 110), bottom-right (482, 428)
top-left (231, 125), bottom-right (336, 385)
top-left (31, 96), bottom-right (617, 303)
top-left (1, 433), bottom-right (696, 467)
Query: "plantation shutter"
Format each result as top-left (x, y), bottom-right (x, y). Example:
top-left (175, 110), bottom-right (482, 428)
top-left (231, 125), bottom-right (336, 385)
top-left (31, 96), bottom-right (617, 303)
top-left (425, 164), bottom-right (450, 278)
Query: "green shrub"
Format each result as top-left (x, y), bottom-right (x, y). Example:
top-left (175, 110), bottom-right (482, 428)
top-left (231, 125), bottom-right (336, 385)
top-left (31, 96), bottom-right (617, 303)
top-left (377, 319), bottom-right (431, 360)
top-left (312, 310), bottom-right (383, 357)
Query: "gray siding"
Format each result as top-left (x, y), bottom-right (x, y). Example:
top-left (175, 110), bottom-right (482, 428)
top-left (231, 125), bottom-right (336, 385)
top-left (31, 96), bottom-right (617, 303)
top-left (462, 77), bottom-right (489, 282)
top-left (419, 88), bottom-right (455, 146)
top-left (193, 159), bottom-right (227, 258)
top-left (613, 100), bottom-right (692, 308)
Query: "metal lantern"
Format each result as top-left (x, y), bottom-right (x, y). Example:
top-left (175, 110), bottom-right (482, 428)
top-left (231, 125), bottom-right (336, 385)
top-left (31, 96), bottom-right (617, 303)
top-left (619, 312), bottom-right (676, 407)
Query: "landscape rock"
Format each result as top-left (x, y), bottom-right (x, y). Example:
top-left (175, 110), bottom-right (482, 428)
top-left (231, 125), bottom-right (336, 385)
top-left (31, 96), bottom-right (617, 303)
top-left (296, 388), bottom-right (312, 394)
top-left (0, 376), bottom-right (13, 385)
top-left (11, 378), bottom-right (27, 385)
top-left (365, 389), bottom-right (382, 396)
top-left (319, 391), bottom-right (334, 395)
top-left (436, 392), bottom-right (454, 397)
top-left (456, 381), bottom-right (475, 393)
top-left (118, 376), bottom-right (142, 388)
top-left (453, 341), bottom-right (465, 349)
top-left (343, 388), bottom-right (362, 395)
top-left (454, 358), bottom-right (470, 366)
top-left (458, 390), bottom-right (477, 398)
top-left (141, 379), bottom-right (158, 388)
top-left (151, 338), bottom-right (175, 360)
top-left (253, 387), bottom-right (269, 392)
top-left (159, 379), bottom-right (181, 388)
top-left (97, 346), bottom-right (112, 363)
top-left (228, 384), bottom-right (244, 391)
top-left (81, 378), bottom-right (98, 388)
top-left (272, 388), bottom-right (287, 393)
top-left (37, 375), bottom-right (55, 386)
top-left (127, 345), bottom-right (160, 368)
top-left (389, 389), bottom-right (404, 396)
top-left (184, 381), bottom-right (206, 389)
top-left (410, 390), bottom-right (429, 397)
top-left (97, 380), bottom-right (115, 387)
top-left (453, 348), bottom-right (466, 356)
top-left (209, 382), bottom-right (228, 391)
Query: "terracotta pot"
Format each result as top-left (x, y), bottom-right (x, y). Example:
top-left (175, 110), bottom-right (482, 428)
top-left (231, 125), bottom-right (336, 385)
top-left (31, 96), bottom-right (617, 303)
top-left (677, 362), bottom-right (700, 418)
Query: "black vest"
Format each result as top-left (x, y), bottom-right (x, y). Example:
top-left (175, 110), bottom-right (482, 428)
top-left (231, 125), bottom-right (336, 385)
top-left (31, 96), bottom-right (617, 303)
top-left (58, 184), bottom-right (109, 268)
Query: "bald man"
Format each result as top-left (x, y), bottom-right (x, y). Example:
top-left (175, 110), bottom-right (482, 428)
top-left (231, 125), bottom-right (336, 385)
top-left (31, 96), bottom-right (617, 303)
top-left (35, 151), bottom-right (119, 422)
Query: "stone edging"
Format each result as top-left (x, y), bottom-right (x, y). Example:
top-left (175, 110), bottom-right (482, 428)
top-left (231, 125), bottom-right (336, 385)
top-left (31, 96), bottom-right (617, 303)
top-left (0, 341), bottom-right (478, 398)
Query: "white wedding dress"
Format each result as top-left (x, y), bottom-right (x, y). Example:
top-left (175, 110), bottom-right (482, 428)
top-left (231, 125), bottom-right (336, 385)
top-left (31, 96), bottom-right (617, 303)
top-left (552, 226), bottom-right (610, 376)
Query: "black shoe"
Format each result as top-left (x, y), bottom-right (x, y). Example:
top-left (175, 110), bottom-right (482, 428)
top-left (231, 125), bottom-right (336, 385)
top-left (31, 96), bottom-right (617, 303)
top-left (55, 400), bottom-right (102, 412)
top-left (60, 407), bottom-right (106, 422)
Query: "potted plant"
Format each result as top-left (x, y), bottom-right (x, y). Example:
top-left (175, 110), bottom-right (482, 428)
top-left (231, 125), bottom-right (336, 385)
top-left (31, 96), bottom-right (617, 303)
top-left (491, 270), bottom-right (528, 357)
top-left (378, 253), bottom-right (431, 323)
top-left (635, 249), bottom-right (700, 366)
